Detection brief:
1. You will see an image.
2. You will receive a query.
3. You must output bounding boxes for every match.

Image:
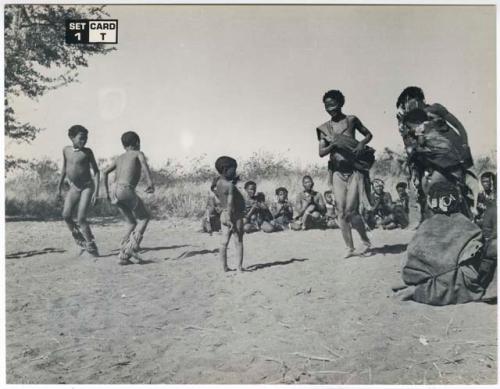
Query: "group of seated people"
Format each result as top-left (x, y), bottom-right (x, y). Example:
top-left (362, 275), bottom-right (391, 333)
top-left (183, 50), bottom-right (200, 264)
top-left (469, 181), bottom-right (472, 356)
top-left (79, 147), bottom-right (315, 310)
top-left (201, 170), bottom-right (496, 235)
top-left (200, 174), bottom-right (414, 234)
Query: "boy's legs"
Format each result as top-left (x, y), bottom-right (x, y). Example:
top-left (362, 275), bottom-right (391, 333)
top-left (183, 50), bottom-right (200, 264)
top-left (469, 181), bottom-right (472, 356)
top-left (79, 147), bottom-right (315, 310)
top-left (76, 186), bottom-right (94, 242)
top-left (133, 197), bottom-right (150, 237)
top-left (62, 186), bottom-right (84, 247)
top-left (234, 219), bottom-right (245, 271)
top-left (76, 185), bottom-right (99, 256)
top-left (219, 224), bottom-right (233, 272)
top-left (116, 202), bottom-right (138, 264)
top-left (116, 203), bottom-right (137, 244)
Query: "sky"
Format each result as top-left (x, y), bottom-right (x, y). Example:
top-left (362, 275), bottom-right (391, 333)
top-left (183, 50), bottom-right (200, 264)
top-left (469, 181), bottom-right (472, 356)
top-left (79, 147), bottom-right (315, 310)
top-left (6, 5), bottom-right (496, 170)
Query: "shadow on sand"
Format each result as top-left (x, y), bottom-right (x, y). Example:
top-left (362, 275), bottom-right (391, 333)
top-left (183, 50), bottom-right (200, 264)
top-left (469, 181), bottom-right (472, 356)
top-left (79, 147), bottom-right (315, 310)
top-left (369, 244), bottom-right (408, 256)
top-left (246, 257), bottom-right (309, 271)
top-left (173, 249), bottom-right (219, 260)
top-left (6, 248), bottom-right (66, 259)
top-left (98, 245), bottom-right (192, 259)
top-left (140, 245), bottom-right (190, 252)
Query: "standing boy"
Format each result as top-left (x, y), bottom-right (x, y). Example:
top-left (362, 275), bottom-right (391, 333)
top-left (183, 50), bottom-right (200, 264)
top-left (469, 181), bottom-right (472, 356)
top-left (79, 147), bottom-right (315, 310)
top-left (58, 125), bottom-right (100, 256)
top-left (103, 131), bottom-right (154, 265)
top-left (215, 156), bottom-right (246, 272)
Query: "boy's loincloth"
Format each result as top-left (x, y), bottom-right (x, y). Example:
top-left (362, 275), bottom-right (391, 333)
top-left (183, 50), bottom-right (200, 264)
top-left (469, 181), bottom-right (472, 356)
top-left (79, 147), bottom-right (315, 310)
top-left (112, 183), bottom-right (139, 210)
top-left (68, 179), bottom-right (94, 192)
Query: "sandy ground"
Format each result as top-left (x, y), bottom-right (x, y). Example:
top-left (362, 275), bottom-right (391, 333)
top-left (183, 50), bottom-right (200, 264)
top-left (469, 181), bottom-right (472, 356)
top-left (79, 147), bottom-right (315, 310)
top-left (5, 218), bottom-right (497, 384)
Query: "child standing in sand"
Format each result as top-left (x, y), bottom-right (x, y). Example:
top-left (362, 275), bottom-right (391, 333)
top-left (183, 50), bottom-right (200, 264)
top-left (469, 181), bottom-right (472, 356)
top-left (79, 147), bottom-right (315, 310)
top-left (215, 156), bottom-right (246, 272)
top-left (103, 131), bottom-right (155, 265)
top-left (57, 125), bottom-right (100, 256)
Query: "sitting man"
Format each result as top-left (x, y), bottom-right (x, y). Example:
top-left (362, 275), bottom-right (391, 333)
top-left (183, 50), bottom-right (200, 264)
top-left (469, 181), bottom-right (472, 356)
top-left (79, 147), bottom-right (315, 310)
top-left (395, 182), bottom-right (409, 215)
top-left (392, 182), bottom-right (410, 229)
top-left (365, 179), bottom-right (397, 230)
top-left (267, 187), bottom-right (294, 232)
top-left (242, 180), bottom-right (274, 233)
top-left (393, 181), bottom-right (494, 305)
top-left (291, 175), bottom-right (326, 231)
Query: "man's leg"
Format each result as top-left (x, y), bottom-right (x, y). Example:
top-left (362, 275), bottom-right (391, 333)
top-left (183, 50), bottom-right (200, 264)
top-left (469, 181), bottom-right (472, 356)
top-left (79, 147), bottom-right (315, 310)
top-left (346, 172), bottom-right (370, 248)
top-left (332, 172), bottom-right (354, 254)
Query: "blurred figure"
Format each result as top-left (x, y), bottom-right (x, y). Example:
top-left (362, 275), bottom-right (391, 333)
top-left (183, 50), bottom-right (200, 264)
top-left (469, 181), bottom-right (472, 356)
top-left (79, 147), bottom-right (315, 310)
top-left (475, 171), bottom-right (496, 226)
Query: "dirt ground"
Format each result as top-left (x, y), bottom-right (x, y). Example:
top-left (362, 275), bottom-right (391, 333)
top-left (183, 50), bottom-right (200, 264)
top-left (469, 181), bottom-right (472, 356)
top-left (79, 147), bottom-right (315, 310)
top-left (5, 218), bottom-right (497, 384)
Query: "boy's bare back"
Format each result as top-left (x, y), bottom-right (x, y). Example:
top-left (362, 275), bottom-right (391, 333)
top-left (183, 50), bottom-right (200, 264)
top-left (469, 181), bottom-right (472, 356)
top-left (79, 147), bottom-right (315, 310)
top-left (63, 146), bottom-right (97, 187)
top-left (217, 178), bottom-right (245, 218)
top-left (115, 150), bottom-right (144, 188)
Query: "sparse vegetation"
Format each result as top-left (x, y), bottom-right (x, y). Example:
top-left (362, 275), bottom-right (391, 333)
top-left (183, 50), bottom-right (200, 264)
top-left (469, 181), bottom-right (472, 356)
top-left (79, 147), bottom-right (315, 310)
top-left (5, 150), bottom-right (496, 220)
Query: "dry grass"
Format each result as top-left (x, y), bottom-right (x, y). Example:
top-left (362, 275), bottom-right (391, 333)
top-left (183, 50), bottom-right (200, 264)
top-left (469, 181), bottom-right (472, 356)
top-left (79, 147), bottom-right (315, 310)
top-left (5, 150), bottom-right (496, 220)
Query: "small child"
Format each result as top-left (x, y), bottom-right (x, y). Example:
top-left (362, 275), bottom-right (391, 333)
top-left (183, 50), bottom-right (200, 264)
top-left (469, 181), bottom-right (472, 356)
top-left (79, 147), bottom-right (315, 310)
top-left (324, 190), bottom-right (339, 229)
top-left (103, 131), bottom-right (154, 265)
top-left (201, 177), bottom-right (222, 234)
top-left (268, 187), bottom-right (294, 231)
top-left (215, 156), bottom-right (246, 272)
top-left (57, 125), bottom-right (100, 256)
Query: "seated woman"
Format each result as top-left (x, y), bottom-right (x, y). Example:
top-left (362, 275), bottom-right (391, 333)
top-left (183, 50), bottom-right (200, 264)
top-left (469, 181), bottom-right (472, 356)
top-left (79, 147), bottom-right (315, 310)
top-left (393, 181), bottom-right (495, 305)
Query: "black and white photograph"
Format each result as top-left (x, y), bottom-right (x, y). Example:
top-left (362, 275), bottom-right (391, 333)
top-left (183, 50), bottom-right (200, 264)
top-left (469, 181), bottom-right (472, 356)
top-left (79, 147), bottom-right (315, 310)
top-left (3, 3), bottom-right (497, 385)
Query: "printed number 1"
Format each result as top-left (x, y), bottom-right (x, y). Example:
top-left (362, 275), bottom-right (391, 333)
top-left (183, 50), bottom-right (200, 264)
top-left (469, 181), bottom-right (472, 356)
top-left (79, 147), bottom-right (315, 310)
top-left (75, 32), bottom-right (81, 41)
